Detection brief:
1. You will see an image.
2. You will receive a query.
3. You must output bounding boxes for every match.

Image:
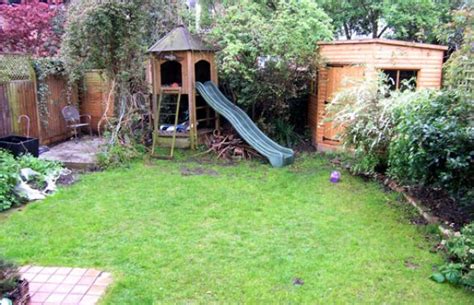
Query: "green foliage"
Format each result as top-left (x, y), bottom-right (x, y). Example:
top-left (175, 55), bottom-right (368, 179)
top-left (32, 57), bottom-right (68, 128)
top-left (273, 119), bottom-right (300, 148)
top-left (210, 0), bottom-right (332, 130)
top-left (62, 0), bottom-right (150, 90)
top-left (318, 0), bottom-right (441, 41)
top-left (433, 223), bottom-right (474, 290)
top-left (0, 257), bottom-right (20, 295)
top-left (325, 77), bottom-right (410, 174)
top-left (0, 150), bottom-right (20, 211)
top-left (0, 150), bottom-right (62, 212)
top-left (97, 142), bottom-right (142, 169)
top-left (388, 90), bottom-right (474, 207)
top-left (443, 10), bottom-right (473, 99)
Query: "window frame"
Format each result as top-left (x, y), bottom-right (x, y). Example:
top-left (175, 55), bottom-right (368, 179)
top-left (380, 68), bottom-right (419, 91)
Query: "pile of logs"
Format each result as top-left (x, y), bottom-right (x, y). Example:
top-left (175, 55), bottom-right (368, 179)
top-left (203, 129), bottom-right (261, 161)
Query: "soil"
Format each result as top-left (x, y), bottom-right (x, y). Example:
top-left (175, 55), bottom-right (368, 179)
top-left (57, 171), bottom-right (79, 186)
top-left (180, 166), bottom-right (219, 176)
top-left (293, 139), bottom-right (316, 154)
top-left (408, 187), bottom-right (471, 230)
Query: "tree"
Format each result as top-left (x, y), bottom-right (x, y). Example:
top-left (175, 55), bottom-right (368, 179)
top-left (319, 0), bottom-right (441, 41)
top-left (0, 0), bottom-right (64, 56)
top-left (210, 0), bottom-right (333, 132)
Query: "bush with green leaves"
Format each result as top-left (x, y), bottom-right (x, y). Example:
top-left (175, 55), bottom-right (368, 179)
top-left (0, 150), bottom-right (20, 211)
top-left (0, 150), bottom-right (62, 211)
top-left (388, 90), bottom-right (474, 209)
top-left (432, 223), bottom-right (474, 290)
top-left (0, 257), bottom-right (20, 296)
top-left (210, 0), bottom-right (332, 135)
top-left (324, 77), bottom-right (420, 174)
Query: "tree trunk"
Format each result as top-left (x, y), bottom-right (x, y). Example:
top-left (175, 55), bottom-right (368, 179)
top-left (343, 23), bottom-right (352, 40)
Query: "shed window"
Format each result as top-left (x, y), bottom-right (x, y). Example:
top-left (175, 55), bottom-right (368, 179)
top-left (382, 69), bottom-right (417, 91)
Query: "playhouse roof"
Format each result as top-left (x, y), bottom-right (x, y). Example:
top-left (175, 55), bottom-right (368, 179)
top-left (148, 25), bottom-right (213, 53)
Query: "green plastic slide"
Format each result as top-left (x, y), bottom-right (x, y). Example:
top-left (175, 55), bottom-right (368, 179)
top-left (196, 81), bottom-right (294, 167)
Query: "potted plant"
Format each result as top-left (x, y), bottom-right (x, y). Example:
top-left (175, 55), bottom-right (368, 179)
top-left (0, 258), bottom-right (29, 305)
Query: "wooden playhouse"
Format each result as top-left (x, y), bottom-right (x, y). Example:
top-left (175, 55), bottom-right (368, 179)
top-left (308, 39), bottom-right (448, 151)
top-left (148, 25), bottom-right (219, 150)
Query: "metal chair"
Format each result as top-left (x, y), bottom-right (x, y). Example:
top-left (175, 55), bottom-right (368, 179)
top-left (61, 106), bottom-right (92, 140)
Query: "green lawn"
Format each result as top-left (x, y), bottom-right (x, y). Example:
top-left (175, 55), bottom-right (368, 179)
top-left (0, 154), bottom-right (472, 304)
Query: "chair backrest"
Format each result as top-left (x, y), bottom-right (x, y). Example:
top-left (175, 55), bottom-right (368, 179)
top-left (62, 106), bottom-right (80, 123)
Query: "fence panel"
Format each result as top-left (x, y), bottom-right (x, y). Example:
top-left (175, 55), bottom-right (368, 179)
top-left (0, 83), bottom-right (12, 137)
top-left (39, 76), bottom-right (79, 145)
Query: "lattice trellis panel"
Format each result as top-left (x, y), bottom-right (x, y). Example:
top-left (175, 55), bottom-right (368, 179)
top-left (0, 54), bottom-right (34, 82)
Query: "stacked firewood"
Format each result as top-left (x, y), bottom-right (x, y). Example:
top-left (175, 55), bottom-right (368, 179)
top-left (203, 130), bottom-right (261, 161)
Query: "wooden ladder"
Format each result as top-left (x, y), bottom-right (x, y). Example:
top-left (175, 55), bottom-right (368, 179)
top-left (151, 87), bottom-right (182, 159)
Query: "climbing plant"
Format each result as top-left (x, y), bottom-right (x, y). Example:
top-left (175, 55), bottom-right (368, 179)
top-left (32, 58), bottom-right (68, 128)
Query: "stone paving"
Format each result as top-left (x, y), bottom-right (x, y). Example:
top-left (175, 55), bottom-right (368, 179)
top-left (20, 266), bottom-right (112, 305)
top-left (39, 136), bottom-right (105, 170)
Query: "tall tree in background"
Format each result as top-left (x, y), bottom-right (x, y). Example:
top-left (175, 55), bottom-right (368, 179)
top-left (318, 0), bottom-right (441, 41)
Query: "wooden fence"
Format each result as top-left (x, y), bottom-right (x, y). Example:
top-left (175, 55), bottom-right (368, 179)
top-left (0, 70), bottom-right (110, 145)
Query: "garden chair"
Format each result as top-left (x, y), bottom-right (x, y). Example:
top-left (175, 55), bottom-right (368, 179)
top-left (61, 105), bottom-right (92, 141)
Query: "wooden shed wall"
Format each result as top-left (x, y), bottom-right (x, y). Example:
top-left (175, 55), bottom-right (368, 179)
top-left (318, 42), bottom-right (445, 88)
top-left (310, 41), bottom-right (446, 151)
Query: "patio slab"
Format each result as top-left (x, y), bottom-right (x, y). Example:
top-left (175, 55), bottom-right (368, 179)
top-left (39, 137), bottom-right (105, 170)
top-left (21, 265), bottom-right (112, 305)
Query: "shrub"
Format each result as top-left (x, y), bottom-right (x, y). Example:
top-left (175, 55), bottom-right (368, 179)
top-left (325, 77), bottom-right (414, 174)
top-left (0, 150), bottom-right (62, 211)
top-left (432, 223), bottom-right (474, 290)
top-left (389, 90), bottom-right (474, 209)
top-left (0, 257), bottom-right (20, 295)
top-left (97, 143), bottom-right (142, 169)
top-left (0, 150), bottom-right (20, 211)
top-left (210, 0), bottom-right (332, 132)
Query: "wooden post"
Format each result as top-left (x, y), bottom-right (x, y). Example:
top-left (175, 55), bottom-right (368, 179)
top-left (187, 52), bottom-right (197, 149)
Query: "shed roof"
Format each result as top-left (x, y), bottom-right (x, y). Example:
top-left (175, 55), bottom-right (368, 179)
top-left (318, 39), bottom-right (448, 51)
top-left (148, 25), bottom-right (213, 53)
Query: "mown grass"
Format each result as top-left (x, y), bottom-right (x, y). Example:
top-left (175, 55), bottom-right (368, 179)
top-left (0, 153), bottom-right (472, 304)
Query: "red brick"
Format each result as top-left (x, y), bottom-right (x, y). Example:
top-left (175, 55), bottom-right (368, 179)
top-left (38, 283), bottom-right (58, 293)
top-left (78, 276), bottom-right (96, 285)
top-left (62, 294), bottom-right (83, 305)
top-left (55, 267), bottom-right (73, 275)
top-left (70, 285), bottom-right (91, 294)
top-left (47, 274), bottom-right (67, 284)
top-left (45, 292), bottom-right (67, 303)
top-left (69, 268), bottom-right (87, 276)
top-left (87, 284), bottom-right (106, 296)
top-left (55, 283), bottom-right (75, 294)
top-left (32, 273), bottom-right (51, 283)
top-left (42, 267), bottom-right (59, 274)
top-left (79, 295), bottom-right (100, 305)
top-left (84, 269), bottom-right (100, 277)
top-left (31, 291), bottom-right (51, 302)
top-left (63, 275), bottom-right (82, 285)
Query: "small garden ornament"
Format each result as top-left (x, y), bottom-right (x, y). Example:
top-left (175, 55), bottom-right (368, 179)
top-left (330, 171), bottom-right (341, 183)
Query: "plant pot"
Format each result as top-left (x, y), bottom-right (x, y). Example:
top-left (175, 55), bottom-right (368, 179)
top-left (0, 136), bottom-right (39, 157)
top-left (3, 279), bottom-right (30, 305)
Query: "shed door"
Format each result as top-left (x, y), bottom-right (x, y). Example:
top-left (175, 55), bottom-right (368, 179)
top-left (323, 66), bottom-right (364, 144)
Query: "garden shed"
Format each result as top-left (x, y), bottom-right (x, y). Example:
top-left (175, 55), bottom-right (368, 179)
top-left (308, 39), bottom-right (448, 151)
